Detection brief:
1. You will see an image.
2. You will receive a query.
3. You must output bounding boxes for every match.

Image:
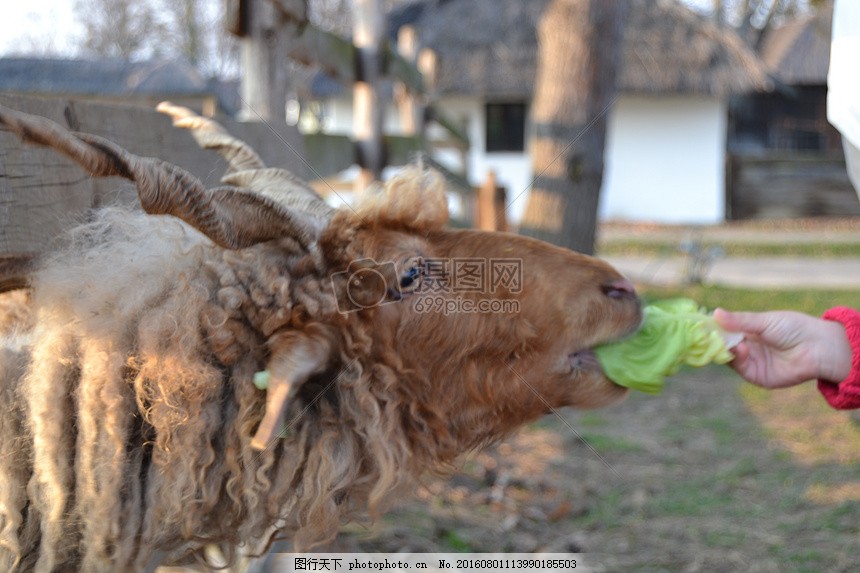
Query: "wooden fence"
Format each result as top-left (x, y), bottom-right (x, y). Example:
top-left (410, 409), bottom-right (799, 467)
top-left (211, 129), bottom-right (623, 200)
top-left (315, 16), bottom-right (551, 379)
top-left (231, 0), bottom-right (470, 186)
top-left (0, 94), bottom-right (319, 289)
top-left (727, 151), bottom-right (860, 219)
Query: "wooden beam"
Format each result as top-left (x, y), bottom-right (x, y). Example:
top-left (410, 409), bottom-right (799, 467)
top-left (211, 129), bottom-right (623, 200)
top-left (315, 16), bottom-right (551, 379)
top-left (268, 0), bottom-right (308, 22)
top-left (388, 52), bottom-right (424, 93)
top-left (426, 105), bottom-right (470, 148)
top-left (301, 133), bottom-right (454, 179)
top-left (301, 132), bottom-right (355, 177)
top-left (384, 135), bottom-right (423, 167)
top-left (287, 27), bottom-right (425, 93)
top-left (285, 21), bottom-right (356, 83)
top-left (388, 41), bottom-right (425, 94)
top-left (417, 152), bottom-right (473, 196)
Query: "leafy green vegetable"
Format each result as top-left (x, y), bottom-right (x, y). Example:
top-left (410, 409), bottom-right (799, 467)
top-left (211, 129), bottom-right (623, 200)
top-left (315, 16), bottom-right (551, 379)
top-left (594, 298), bottom-right (736, 394)
top-left (253, 370), bottom-right (270, 390)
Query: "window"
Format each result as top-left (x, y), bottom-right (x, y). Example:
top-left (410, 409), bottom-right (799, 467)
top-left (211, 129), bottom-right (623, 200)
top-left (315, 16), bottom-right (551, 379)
top-left (485, 102), bottom-right (527, 152)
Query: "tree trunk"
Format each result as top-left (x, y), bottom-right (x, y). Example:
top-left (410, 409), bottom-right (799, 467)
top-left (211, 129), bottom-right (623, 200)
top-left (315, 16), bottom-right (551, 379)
top-left (519, 0), bottom-right (622, 255)
top-left (180, 0), bottom-right (201, 68)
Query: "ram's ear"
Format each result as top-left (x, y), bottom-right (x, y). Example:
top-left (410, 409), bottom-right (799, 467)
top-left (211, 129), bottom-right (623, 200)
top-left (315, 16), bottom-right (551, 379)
top-left (0, 104), bottom-right (322, 255)
top-left (251, 326), bottom-right (338, 451)
top-left (352, 166), bottom-right (449, 232)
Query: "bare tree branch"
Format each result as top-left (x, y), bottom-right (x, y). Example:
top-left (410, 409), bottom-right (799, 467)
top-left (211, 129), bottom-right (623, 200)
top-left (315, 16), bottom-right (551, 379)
top-left (75, 0), bottom-right (166, 59)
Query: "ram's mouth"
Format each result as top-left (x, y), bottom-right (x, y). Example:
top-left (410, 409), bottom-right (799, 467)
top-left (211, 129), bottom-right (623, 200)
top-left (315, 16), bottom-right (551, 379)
top-left (566, 347), bottom-right (629, 407)
top-left (568, 345), bottom-right (627, 392)
top-left (566, 304), bottom-right (643, 391)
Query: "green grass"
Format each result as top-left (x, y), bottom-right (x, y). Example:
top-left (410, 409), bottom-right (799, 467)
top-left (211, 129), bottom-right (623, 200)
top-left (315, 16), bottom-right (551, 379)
top-left (577, 412), bottom-right (608, 428)
top-left (697, 417), bottom-right (738, 448)
top-left (598, 240), bottom-right (860, 258)
top-left (646, 479), bottom-right (737, 517)
top-left (639, 284), bottom-right (860, 316)
top-left (576, 431), bottom-right (643, 454)
top-left (702, 529), bottom-right (750, 548)
top-left (815, 502), bottom-right (859, 533)
top-left (770, 548), bottom-right (828, 573)
top-left (577, 489), bottom-right (625, 529)
top-left (738, 383), bottom-right (771, 405)
top-left (440, 529), bottom-right (475, 552)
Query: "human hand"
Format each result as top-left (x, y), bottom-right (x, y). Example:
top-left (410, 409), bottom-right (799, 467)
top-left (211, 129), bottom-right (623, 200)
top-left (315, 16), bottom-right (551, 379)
top-left (713, 309), bottom-right (852, 389)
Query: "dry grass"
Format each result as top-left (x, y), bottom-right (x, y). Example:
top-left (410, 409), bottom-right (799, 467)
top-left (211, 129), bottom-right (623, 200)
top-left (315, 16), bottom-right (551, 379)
top-left (741, 383), bottom-right (860, 467)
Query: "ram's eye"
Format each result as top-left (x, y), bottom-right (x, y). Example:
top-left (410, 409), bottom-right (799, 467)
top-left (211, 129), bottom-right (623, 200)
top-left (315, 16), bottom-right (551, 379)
top-left (399, 260), bottom-right (424, 293)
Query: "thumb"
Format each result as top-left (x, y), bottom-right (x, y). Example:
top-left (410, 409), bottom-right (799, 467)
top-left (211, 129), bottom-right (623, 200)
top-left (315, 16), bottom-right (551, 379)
top-left (713, 308), bottom-right (769, 336)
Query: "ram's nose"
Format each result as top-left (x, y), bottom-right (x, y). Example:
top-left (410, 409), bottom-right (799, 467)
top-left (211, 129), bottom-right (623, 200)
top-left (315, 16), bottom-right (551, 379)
top-left (601, 278), bottom-right (637, 301)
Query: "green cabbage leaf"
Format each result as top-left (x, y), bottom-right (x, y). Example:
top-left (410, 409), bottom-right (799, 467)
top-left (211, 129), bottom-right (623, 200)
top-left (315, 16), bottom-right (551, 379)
top-left (253, 370), bottom-right (271, 390)
top-left (593, 298), bottom-right (735, 394)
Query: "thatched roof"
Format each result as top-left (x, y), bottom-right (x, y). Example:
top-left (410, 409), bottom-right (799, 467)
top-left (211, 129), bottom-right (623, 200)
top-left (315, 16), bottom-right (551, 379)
top-left (389, 0), bottom-right (770, 98)
top-left (760, 9), bottom-right (832, 86)
top-left (390, 0), bottom-right (546, 99)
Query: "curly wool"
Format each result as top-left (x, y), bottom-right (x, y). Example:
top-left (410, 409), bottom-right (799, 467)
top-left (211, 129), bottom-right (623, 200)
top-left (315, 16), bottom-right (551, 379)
top-left (0, 290), bottom-right (31, 338)
top-left (0, 195), bottom-right (438, 571)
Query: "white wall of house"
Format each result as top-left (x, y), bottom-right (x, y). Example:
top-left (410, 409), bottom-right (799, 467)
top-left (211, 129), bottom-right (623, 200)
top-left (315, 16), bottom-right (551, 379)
top-left (601, 95), bottom-right (728, 224)
top-left (308, 93), bottom-right (728, 225)
top-left (429, 97), bottom-right (534, 222)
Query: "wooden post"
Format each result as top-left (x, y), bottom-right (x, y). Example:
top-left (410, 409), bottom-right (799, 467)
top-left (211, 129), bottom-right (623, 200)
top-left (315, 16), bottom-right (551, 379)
top-left (417, 48), bottom-right (437, 95)
top-left (395, 25), bottom-right (424, 139)
top-left (353, 0), bottom-right (386, 194)
top-left (239, 0), bottom-right (306, 122)
top-left (477, 171), bottom-right (497, 231)
top-left (475, 172), bottom-right (508, 232)
top-left (494, 184), bottom-right (508, 232)
top-left (417, 47), bottom-right (447, 167)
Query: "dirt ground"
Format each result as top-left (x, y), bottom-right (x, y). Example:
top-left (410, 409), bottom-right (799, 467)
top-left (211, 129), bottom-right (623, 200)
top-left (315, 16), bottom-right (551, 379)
top-left (301, 366), bottom-right (860, 572)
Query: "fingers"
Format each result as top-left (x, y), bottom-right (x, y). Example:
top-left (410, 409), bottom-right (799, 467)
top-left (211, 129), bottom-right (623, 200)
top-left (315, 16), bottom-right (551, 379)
top-left (715, 329), bottom-right (767, 387)
top-left (714, 308), bottom-right (771, 337)
top-left (722, 334), bottom-right (748, 369)
top-left (713, 309), bottom-right (752, 372)
top-left (726, 339), bottom-right (750, 371)
top-left (724, 339), bottom-right (777, 388)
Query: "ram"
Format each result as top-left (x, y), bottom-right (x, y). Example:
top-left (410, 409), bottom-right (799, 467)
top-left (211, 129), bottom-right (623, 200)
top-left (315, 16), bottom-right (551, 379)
top-left (0, 103), bottom-right (641, 572)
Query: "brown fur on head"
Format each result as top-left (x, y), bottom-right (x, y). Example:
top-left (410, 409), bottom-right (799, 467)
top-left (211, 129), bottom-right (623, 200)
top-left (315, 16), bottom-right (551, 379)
top-left (323, 169), bottom-right (640, 458)
top-left (0, 107), bottom-right (640, 571)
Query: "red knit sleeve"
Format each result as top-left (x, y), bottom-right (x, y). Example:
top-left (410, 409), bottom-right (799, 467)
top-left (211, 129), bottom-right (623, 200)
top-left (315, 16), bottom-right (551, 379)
top-left (817, 306), bottom-right (860, 410)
